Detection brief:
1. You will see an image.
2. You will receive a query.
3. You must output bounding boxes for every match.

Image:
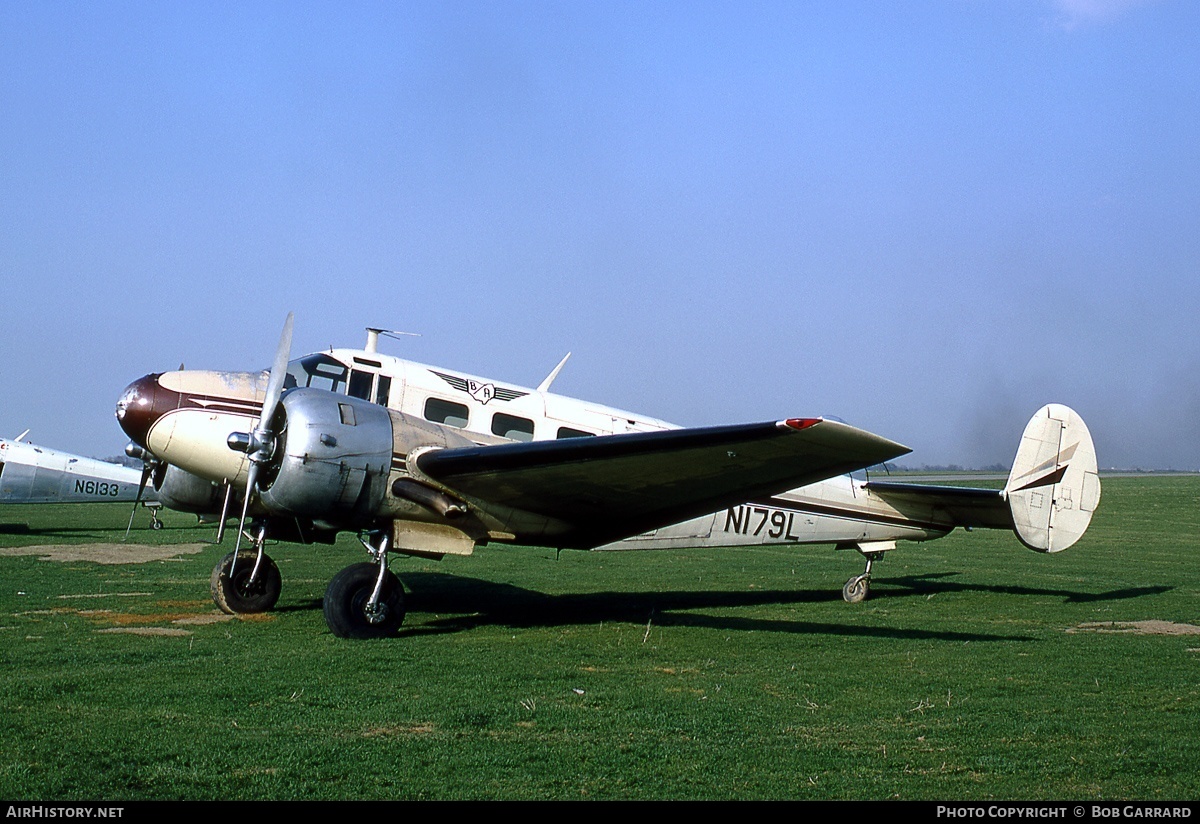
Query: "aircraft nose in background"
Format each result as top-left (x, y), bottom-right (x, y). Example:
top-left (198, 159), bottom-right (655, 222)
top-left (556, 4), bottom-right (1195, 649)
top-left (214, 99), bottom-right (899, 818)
top-left (115, 374), bottom-right (166, 448)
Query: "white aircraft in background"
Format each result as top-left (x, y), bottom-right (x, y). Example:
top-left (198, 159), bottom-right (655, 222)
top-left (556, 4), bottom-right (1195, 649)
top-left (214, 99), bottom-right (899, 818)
top-left (114, 315), bottom-right (1101, 639)
top-left (0, 432), bottom-right (164, 531)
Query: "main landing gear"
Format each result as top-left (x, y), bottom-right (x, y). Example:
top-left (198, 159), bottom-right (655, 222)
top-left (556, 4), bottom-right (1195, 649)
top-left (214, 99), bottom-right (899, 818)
top-left (210, 523), bottom-right (281, 614)
top-left (205, 522), bottom-right (406, 639)
top-left (323, 531), bottom-right (406, 640)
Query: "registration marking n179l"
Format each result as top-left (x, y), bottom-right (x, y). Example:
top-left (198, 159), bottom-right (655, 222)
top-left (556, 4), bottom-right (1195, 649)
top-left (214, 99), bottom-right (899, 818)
top-left (724, 504), bottom-right (804, 541)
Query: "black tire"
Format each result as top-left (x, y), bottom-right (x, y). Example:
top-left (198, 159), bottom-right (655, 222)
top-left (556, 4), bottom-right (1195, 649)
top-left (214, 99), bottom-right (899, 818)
top-left (323, 563), bottom-right (405, 639)
top-left (211, 550), bottom-right (282, 614)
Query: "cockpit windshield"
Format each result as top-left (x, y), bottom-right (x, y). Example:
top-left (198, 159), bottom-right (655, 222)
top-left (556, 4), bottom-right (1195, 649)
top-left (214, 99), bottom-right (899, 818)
top-left (286, 354), bottom-right (349, 394)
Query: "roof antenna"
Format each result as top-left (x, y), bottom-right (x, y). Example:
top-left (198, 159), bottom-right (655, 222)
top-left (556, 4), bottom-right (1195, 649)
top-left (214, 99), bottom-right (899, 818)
top-left (365, 327), bottom-right (420, 354)
top-left (537, 353), bottom-right (572, 393)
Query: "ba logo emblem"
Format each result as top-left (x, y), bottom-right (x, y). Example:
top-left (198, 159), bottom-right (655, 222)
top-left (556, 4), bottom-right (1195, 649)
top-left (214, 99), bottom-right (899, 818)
top-left (468, 381), bottom-right (496, 404)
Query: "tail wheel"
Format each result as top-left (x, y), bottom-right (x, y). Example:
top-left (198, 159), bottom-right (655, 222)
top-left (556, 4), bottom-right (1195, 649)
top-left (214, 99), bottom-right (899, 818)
top-left (211, 550), bottom-right (282, 614)
top-left (324, 562), bottom-right (406, 639)
top-left (842, 574), bottom-right (869, 604)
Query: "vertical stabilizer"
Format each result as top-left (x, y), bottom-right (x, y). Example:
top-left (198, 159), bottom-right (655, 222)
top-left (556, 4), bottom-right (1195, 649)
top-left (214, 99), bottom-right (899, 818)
top-left (1004, 404), bottom-right (1100, 552)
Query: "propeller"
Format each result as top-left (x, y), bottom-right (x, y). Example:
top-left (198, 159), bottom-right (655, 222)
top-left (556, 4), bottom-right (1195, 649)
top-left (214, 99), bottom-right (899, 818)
top-left (122, 443), bottom-right (159, 541)
top-left (226, 313), bottom-right (295, 571)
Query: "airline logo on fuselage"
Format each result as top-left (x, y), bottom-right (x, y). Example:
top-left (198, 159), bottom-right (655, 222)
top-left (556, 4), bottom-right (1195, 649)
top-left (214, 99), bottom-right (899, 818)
top-left (430, 371), bottom-right (530, 405)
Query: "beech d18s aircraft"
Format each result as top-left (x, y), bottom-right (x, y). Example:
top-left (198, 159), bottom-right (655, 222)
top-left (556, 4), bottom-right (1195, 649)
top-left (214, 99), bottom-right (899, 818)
top-left (114, 314), bottom-right (1101, 639)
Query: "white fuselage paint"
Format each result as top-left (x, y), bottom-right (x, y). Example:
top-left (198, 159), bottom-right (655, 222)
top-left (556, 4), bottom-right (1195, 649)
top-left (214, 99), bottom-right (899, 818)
top-left (0, 439), bottom-right (152, 504)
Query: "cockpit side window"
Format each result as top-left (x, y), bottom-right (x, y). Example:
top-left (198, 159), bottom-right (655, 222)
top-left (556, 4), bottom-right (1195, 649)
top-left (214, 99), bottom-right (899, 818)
top-left (287, 354), bottom-right (349, 395)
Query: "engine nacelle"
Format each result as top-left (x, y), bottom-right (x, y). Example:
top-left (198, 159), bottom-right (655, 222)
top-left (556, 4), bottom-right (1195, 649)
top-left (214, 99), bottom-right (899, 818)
top-left (155, 464), bottom-right (226, 514)
top-left (257, 389), bottom-right (393, 527)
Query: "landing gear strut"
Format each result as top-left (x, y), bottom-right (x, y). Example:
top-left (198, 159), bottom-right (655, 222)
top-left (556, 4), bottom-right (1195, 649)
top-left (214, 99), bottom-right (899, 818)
top-left (842, 551), bottom-right (884, 604)
top-left (324, 530), bottom-right (406, 639)
top-left (211, 522), bottom-right (281, 614)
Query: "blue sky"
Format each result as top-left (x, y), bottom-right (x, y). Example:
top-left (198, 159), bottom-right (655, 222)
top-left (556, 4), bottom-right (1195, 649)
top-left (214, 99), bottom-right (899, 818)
top-left (2, 0), bottom-right (1196, 469)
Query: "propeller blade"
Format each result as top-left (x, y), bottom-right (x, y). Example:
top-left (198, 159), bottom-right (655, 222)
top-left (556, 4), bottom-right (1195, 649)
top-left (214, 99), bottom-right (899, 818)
top-left (214, 483), bottom-right (234, 544)
top-left (227, 312), bottom-right (294, 574)
top-left (258, 312), bottom-right (294, 432)
top-left (229, 462), bottom-right (260, 574)
top-left (122, 453), bottom-right (156, 542)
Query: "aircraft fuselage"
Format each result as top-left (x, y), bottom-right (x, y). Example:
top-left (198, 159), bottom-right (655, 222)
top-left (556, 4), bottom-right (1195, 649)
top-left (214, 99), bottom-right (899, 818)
top-left (114, 343), bottom-right (951, 557)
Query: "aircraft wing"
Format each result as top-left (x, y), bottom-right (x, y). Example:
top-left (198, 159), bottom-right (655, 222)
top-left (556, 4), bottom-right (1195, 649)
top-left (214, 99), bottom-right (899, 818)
top-left (864, 481), bottom-right (1012, 530)
top-left (414, 418), bottom-right (910, 548)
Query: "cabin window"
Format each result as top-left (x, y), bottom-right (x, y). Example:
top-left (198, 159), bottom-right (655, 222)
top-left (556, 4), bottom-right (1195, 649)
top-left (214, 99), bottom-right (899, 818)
top-left (348, 370), bottom-right (373, 401)
top-left (557, 426), bottom-right (595, 439)
top-left (492, 413), bottom-right (535, 442)
top-left (425, 397), bottom-right (469, 428)
top-left (376, 375), bottom-right (392, 408)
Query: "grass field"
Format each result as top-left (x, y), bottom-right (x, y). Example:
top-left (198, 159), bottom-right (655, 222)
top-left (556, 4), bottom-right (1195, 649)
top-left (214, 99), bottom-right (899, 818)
top-left (0, 475), bottom-right (1197, 800)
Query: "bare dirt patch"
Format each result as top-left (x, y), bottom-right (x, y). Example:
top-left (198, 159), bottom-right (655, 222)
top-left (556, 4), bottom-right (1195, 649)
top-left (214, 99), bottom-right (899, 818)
top-left (62, 598), bottom-right (239, 635)
top-left (96, 627), bottom-right (193, 637)
top-left (1068, 620), bottom-right (1200, 636)
top-left (82, 607), bottom-right (238, 635)
top-left (0, 543), bottom-right (207, 565)
top-left (361, 723), bottom-right (437, 737)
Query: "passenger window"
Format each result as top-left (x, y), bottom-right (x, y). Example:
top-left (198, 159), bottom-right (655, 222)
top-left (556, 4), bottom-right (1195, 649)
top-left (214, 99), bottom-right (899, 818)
top-left (348, 370), bottom-right (373, 401)
top-left (376, 375), bottom-right (392, 408)
top-left (557, 427), bottom-right (595, 439)
top-left (425, 397), bottom-right (469, 428)
top-left (492, 413), bottom-right (535, 442)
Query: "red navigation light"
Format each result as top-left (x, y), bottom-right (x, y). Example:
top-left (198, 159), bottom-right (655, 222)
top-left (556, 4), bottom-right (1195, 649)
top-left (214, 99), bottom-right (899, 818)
top-left (783, 418), bottom-right (821, 430)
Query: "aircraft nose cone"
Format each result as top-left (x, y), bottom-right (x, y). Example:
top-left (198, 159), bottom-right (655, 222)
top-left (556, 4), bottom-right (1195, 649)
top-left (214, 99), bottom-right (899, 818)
top-left (115, 374), bottom-right (166, 448)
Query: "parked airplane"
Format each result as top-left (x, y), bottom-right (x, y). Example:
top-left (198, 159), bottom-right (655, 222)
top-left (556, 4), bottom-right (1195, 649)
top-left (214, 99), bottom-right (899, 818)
top-left (114, 315), bottom-right (1101, 638)
top-left (0, 434), bottom-right (165, 530)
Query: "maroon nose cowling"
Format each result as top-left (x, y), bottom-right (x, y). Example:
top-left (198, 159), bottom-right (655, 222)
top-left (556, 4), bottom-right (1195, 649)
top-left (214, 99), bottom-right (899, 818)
top-left (115, 374), bottom-right (166, 449)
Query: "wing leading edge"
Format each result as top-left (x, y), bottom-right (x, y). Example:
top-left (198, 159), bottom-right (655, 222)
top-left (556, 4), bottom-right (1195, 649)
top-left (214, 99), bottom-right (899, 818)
top-left (414, 418), bottom-right (911, 548)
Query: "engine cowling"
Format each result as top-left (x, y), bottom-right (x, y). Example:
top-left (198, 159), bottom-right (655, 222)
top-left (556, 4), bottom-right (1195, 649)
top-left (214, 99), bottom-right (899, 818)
top-left (155, 464), bottom-right (226, 513)
top-left (257, 389), bottom-right (393, 527)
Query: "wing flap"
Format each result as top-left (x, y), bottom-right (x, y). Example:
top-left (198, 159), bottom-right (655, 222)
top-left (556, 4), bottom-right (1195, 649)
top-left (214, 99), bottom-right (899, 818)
top-left (415, 418), bottom-right (910, 547)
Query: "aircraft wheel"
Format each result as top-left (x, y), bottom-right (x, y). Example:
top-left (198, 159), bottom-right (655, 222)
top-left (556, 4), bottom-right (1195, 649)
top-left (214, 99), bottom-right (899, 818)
top-left (323, 563), bottom-right (406, 639)
top-left (842, 575), bottom-right (869, 604)
top-left (210, 550), bottom-right (282, 614)
top-left (150, 518), bottom-right (164, 531)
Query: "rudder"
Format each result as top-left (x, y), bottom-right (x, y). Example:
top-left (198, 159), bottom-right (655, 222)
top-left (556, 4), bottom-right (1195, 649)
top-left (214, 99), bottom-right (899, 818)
top-left (1004, 404), bottom-right (1101, 553)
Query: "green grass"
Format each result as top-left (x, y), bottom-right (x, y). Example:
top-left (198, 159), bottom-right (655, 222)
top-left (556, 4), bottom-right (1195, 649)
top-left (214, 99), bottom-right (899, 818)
top-left (0, 475), bottom-right (1197, 800)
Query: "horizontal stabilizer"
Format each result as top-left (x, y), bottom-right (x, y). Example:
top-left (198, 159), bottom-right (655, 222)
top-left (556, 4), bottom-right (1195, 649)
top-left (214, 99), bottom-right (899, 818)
top-left (864, 481), bottom-right (1011, 530)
